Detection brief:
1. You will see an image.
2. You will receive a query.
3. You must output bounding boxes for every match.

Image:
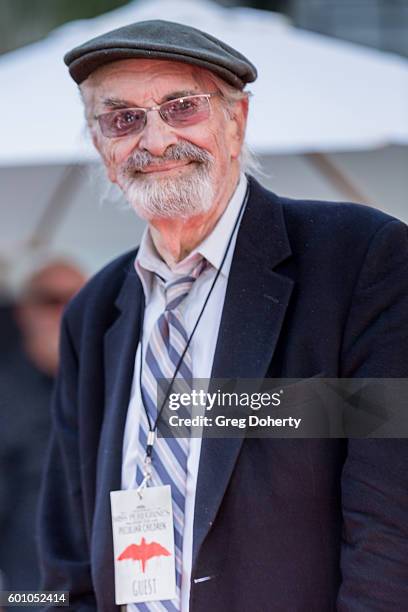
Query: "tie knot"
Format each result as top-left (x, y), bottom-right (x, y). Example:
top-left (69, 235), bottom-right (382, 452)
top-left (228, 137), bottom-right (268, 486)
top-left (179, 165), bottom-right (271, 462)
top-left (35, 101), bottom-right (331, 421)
top-left (164, 258), bottom-right (207, 311)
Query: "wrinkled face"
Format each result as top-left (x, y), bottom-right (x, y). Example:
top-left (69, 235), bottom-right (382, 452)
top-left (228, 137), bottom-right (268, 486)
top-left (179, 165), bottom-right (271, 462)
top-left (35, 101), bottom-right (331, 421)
top-left (81, 59), bottom-right (247, 220)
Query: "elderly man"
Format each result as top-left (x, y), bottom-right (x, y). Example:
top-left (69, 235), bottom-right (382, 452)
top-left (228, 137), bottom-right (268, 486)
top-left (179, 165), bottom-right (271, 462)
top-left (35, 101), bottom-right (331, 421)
top-left (39, 20), bottom-right (408, 612)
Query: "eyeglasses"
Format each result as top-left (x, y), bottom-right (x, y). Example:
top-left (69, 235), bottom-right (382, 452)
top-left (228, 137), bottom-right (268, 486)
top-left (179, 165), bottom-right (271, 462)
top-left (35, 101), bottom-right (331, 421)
top-left (95, 93), bottom-right (220, 138)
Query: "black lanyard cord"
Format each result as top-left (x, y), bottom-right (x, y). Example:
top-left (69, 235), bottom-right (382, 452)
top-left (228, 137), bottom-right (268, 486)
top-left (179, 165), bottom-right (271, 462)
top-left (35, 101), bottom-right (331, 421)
top-left (139, 183), bottom-right (249, 456)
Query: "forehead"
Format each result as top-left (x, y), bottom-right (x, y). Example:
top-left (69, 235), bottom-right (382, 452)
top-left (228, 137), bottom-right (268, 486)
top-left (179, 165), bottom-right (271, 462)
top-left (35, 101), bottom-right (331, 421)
top-left (83, 59), bottom-right (213, 105)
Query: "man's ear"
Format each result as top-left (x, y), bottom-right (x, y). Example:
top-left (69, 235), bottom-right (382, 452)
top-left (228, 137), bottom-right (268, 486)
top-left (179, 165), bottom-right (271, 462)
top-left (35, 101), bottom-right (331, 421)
top-left (80, 83), bottom-right (118, 184)
top-left (228, 96), bottom-right (249, 159)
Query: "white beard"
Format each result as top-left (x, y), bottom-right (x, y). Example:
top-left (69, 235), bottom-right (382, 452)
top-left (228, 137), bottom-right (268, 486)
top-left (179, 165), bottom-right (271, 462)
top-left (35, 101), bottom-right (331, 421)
top-left (119, 164), bottom-right (215, 220)
top-left (115, 142), bottom-right (215, 220)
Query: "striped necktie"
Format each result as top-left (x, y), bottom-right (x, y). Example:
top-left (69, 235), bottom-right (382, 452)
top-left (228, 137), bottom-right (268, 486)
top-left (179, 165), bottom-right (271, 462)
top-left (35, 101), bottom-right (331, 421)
top-left (137, 257), bottom-right (206, 611)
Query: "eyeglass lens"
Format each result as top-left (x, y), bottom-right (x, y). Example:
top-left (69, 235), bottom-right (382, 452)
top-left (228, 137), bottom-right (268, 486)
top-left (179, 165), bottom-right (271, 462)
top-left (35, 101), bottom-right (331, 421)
top-left (98, 95), bottom-right (211, 138)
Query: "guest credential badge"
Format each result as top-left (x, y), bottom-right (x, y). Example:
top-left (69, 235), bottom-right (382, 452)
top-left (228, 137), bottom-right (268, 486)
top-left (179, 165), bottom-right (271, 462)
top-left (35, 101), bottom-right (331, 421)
top-left (110, 486), bottom-right (176, 605)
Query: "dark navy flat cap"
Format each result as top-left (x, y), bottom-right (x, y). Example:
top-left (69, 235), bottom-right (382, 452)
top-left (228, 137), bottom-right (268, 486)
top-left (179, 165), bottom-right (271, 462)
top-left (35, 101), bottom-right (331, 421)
top-left (64, 19), bottom-right (257, 89)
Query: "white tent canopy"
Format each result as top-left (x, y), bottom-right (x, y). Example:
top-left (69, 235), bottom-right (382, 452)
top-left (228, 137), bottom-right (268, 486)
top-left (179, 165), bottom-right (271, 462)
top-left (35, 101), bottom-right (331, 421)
top-left (0, 0), bottom-right (407, 286)
top-left (0, 0), bottom-right (408, 166)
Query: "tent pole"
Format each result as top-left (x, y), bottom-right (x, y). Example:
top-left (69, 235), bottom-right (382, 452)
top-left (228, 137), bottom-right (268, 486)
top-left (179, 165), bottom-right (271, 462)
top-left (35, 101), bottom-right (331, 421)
top-left (27, 164), bottom-right (83, 250)
top-left (305, 152), bottom-right (372, 204)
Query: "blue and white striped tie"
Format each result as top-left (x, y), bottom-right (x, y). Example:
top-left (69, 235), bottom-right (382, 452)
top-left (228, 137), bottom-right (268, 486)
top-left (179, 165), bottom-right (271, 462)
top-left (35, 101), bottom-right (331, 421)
top-left (137, 257), bottom-right (206, 611)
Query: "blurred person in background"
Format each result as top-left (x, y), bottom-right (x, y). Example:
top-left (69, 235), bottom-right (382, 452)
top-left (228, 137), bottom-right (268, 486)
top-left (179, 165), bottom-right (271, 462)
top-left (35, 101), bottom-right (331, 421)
top-left (0, 259), bottom-right (86, 602)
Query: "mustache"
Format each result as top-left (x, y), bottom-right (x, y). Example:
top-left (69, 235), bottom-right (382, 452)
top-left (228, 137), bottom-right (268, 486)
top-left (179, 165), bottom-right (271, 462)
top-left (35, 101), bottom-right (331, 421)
top-left (121, 141), bottom-right (213, 174)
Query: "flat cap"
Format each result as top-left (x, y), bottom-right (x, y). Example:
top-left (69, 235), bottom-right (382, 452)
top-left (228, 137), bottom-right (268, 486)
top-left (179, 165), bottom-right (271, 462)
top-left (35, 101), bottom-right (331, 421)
top-left (64, 19), bottom-right (257, 89)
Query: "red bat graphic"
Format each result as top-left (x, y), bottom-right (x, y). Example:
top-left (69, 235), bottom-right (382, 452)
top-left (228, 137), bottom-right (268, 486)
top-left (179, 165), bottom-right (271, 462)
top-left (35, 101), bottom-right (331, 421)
top-left (118, 537), bottom-right (171, 573)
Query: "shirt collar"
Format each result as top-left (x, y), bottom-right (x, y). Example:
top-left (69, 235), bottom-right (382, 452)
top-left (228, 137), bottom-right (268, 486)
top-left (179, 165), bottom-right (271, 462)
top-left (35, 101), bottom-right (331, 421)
top-left (136, 173), bottom-right (248, 300)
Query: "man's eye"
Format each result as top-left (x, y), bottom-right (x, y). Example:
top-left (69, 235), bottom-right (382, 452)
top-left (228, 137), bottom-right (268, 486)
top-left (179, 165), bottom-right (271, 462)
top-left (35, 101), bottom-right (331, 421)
top-left (169, 99), bottom-right (197, 113)
top-left (114, 111), bottom-right (136, 128)
top-left (178, 100), bottom-right (194, 110)
top-left (111, 110), bottom-right (145, 132)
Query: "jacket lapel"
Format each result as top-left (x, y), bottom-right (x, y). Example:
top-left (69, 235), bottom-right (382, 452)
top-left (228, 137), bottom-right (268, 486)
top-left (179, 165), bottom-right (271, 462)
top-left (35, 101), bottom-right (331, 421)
top-left (193, 178), bottom-right (294, 567)
top-left (91, 264), bottom-right (144, 596)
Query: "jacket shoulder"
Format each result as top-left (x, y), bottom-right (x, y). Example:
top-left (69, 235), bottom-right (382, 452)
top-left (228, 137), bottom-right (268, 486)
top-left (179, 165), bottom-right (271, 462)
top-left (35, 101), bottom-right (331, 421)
top-left (280, 193), bottom-right (397, 233)
top-left (249, 177), bottom-right (405, 246)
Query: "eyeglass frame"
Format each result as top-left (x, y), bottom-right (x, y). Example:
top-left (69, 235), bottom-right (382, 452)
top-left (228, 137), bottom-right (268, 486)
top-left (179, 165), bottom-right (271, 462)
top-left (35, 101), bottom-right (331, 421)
top-left (94, 92), bottom-right (221, 138)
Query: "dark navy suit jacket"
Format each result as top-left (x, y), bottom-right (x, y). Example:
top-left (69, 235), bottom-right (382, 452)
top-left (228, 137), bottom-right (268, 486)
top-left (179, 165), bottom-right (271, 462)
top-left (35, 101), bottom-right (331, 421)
top-left (38, 177), bottom-right (408, 611)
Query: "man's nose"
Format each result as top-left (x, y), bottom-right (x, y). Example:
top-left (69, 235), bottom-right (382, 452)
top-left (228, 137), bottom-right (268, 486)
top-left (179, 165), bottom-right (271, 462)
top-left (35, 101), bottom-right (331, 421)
top-left (137, 110), bottom-right (178, 157)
